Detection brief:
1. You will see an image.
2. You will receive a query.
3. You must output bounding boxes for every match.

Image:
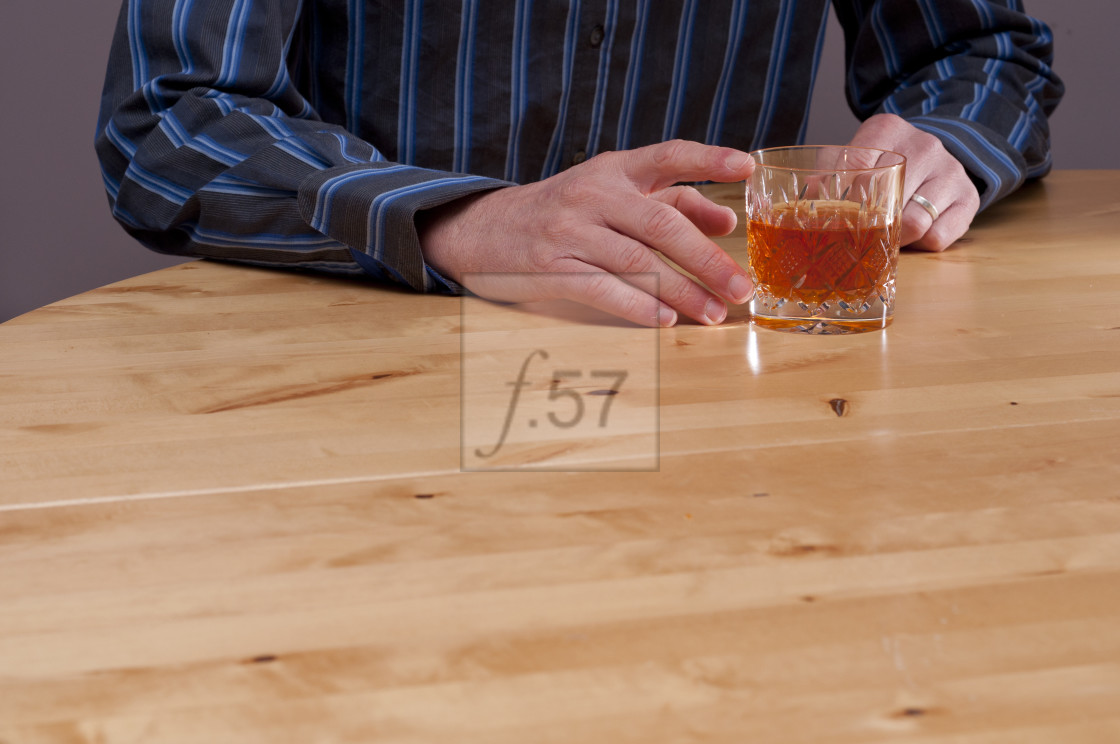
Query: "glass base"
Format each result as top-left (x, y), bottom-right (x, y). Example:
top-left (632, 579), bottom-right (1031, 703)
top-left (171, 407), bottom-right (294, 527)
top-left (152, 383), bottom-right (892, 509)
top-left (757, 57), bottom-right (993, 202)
top-left (748, 290), bottom-right (893, 335)
top-left (749, 314), bottom-right (892, 335)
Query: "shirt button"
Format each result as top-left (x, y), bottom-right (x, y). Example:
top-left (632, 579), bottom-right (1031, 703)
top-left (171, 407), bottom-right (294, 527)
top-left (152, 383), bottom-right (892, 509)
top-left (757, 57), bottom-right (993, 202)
top-left (589, 24), bottom-right (605, 48)
top-left (571, 150), bottom-right (587, 166)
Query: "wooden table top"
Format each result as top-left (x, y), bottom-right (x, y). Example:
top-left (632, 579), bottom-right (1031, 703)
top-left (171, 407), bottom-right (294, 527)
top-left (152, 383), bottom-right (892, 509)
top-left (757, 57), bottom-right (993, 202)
top-left (2, 170), bottom-right (1119, 742)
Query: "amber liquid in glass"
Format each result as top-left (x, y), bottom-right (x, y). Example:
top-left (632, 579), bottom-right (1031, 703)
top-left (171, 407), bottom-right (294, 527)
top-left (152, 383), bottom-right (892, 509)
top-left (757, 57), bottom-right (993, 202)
top-left (747, 200), bottom-right (899, 332)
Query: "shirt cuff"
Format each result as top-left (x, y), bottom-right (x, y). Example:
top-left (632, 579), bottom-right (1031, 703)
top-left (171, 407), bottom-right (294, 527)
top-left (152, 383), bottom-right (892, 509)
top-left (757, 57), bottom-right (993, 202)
top-left (906, 115), bottom-right (1031, 212)
top-left (297, 162), bottom-right (512, 293)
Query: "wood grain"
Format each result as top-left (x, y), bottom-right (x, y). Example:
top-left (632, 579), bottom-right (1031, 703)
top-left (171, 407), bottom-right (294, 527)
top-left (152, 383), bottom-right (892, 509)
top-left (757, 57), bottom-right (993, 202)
top-left (1, 171), bottom-right (1118, 742)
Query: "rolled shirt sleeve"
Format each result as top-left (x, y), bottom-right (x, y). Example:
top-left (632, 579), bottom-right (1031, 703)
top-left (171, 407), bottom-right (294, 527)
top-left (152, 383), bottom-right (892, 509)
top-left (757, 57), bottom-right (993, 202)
top-left (834, 0), bottom-right (1064, 209)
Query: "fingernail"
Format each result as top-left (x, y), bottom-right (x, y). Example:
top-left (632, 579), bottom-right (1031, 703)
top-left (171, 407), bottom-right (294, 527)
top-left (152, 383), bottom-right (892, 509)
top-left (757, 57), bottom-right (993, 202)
top-left (728, 274), bottom-right (753, 303)
top-left (658, 305), bottom-right (677, 327)
top-left (725, 152), bottom-right (753, 172)
top-left (704, 298), bottom-right (727, 325)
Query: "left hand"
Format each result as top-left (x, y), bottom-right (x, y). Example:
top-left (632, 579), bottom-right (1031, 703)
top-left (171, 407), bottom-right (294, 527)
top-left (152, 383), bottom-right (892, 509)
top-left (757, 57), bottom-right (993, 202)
top-left (848, 113), bottom-right (980, 251)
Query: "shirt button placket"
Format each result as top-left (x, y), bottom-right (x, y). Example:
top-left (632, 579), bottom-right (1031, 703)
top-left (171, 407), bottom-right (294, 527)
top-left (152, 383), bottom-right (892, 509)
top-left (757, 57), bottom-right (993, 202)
top-left (572, 14), bottom-right (606, 169)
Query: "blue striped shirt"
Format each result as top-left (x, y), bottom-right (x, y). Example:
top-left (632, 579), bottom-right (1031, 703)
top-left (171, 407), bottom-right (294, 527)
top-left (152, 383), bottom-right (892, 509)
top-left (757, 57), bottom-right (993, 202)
top-left (96, 0), bottom-right (1063, 293)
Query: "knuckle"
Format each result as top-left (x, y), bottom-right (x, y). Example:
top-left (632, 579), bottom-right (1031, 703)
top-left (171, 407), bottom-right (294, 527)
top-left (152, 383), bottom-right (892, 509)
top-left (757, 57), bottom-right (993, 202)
top-left (865, 112), bottom-right (905, 137)
top-left (965, 188), bottom-right (981, 213)
top-left (652, 139), bottom-right (690, 167)
top-left (580, 271), bottom-right (616, 304)
top-left (615, 243), bottom-right (652, 275)
top-left (537, 215), bottom-right (578, 255)
top-left (691, 244), bottom-right (726, 278)
top-left (916, 131), bottom-right (947, 159)
top-left (614, 289), bottom-right (645, 320)
top-left (874, 112), bottom-right (904, 127)
top-left (640, 203), bottom-right (685, 243)
top-left (537, 245), bottom-right (570, 275)
top-left (902, 213), bottom-right (927, 245)
top-left (924, 222), bottom-right (957, 252)
top-left (553, 175), bottom-right (593, 208)
top-left (658, 275), bottom-right (696, 307)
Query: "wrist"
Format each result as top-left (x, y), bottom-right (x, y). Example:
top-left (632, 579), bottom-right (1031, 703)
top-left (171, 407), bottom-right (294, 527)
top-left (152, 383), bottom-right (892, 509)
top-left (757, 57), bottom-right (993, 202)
top-left (417, 192), bottom-right (491, 283)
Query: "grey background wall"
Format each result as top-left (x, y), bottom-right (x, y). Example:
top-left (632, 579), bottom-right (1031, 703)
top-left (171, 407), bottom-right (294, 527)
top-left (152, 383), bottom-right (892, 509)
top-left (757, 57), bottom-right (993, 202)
top-left (1, 0), bottom-right (1116, 324)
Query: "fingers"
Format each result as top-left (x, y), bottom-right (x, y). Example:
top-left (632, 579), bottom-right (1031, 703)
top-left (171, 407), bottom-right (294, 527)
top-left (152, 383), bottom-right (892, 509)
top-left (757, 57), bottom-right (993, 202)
top-left (649, 185), bottom-right (738, 237)
top-left (600, 191), bottom-right (753, 314)
top-left (848, 113), bottom-right (980, 252)
top-left (900, 158), bottom-right (980, 251)
top-left (563, 143), bottom-right (757, 320)
top-left (569, 226), bottom-right (736, 326)
top-left (899, 156), bottom-right (979, 251)
top-left (903, 196), bottom-right (978, 251)
top-left (897, 173), bottom-right (970, 250)
top-left (526, 265), bottom-right (681, 329)
top-left (551, 270), bottom-right (681, 328)
top-left (548, 159), bottom-right (753, 322)
top-left (461, 261), bottom-right (678, 328)
top-left (621, 139), bottom-right (754, 193)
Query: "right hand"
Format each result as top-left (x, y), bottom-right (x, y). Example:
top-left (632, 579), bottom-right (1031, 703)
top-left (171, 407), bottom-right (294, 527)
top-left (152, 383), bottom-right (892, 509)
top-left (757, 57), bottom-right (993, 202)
top-left (418, 140), bottom-right (756, 327)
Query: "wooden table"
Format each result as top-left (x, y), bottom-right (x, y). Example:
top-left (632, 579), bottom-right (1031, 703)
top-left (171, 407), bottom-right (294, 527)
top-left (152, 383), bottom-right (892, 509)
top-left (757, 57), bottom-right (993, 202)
top-left (2, 171), bottom-right (1119, 742)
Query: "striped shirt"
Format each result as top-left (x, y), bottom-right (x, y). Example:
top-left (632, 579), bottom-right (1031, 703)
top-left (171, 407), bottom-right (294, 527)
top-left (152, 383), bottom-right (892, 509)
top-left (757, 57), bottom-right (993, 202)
top-left (96, 0), bottom-right (1063, 293)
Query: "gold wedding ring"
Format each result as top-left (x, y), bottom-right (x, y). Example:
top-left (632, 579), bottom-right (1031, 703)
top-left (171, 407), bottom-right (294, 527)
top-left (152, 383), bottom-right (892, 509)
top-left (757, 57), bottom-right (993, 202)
top-left (911, 193), bottom-right (940, 222)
